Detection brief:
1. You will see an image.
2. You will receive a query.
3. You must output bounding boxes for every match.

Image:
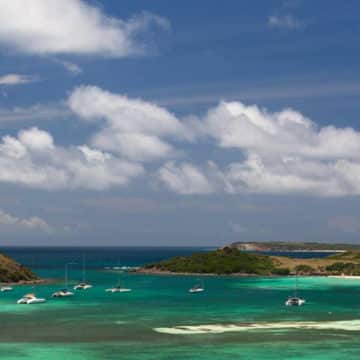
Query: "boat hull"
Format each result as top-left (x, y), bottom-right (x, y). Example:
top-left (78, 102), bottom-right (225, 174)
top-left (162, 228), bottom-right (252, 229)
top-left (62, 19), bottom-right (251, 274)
top-left (106, 288), bottom-right (132, 293)
top-left (189, 288), bottom-right (204, 293)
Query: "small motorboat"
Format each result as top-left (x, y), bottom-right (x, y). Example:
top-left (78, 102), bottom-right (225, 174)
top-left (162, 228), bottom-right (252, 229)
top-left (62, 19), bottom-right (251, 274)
top-left (0, 286), bottom-right (13, 292)
top-left (17, 293), bottom-right (46, 304)
top-left (52, 289), bottom-right (74, 298)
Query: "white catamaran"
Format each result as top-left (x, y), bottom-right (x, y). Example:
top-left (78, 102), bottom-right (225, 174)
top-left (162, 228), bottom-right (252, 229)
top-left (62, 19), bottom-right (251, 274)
top-left (17, 293), bottom-right (46, 304)
top-left (106, 265), bottom-right (131, 293)
top-left (52, 263), bottom-right (75, 297)
top-left (189, 279), bottom-right (205, 293)
top-left (285, 274), bottom-right (305, 306)
top-left (74, 254), bottom-right (93, 290)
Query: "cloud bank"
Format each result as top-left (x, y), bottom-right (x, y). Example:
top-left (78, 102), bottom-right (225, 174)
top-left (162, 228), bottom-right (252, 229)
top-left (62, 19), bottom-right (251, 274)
top-left (1, 85), bottom-right (360, 197)
top-left (158, 101), bottom-right (360, 196)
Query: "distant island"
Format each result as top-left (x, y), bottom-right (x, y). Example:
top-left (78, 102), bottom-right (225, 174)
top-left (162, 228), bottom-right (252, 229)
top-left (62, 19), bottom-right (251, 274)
top-left (0, 253), bottom-right (38, 283)
top-left (228, 241), bottom-right (359, 252)
top-left (138, 246), bottom-right (360, 277)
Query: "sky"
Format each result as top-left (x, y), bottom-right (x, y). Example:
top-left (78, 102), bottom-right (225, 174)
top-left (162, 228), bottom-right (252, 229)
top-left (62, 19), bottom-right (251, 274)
top-left (0, 0), bottom-right (360, 246)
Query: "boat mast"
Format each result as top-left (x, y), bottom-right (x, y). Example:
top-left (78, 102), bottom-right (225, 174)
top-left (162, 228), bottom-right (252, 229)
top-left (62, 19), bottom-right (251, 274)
top-left (82, 254), bottom-right (86, 283)
top-left (295, 273), bottom-right (298, 298)
top-left (117, 261), bottom-right (122, 287)
top-left (65, 263), bottom-right (68, 288)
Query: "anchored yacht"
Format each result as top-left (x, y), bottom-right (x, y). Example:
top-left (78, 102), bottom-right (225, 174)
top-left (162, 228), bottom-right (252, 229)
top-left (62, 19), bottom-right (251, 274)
top-left (52, 289), bottom-right (74, 297)
top-left (17, 293), bottom-right (46, 304)
top-left (285, 297), bottom-right (305, 306)
top-left (0, 286), bottom-right (13, 292)
top-left (106, 285), bottom-right (132, 293)
top-left (106, 265), bottom-right (131, 293)
top-left (52, 263), bottom-right (75, 298)
top-left (74, 254), bottom-right (93, 290)
top-left (285, 275), bottom-right (306, 306)
top-left (189, 279), bottom-right (205, 293)
top-left (74, 282), bottom-right (93, 290)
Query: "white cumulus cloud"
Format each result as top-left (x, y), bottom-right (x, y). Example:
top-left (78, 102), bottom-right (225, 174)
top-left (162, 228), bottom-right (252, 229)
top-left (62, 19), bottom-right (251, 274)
top-left (68, 86), bottom-right (189, 161)
top-left (0, 0), bottom-right (169, 57)
top-left (0, 127), bottom-right (144, 190)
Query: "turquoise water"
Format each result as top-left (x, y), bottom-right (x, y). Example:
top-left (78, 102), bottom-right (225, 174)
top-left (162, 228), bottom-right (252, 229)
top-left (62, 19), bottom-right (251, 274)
top-left (1, 248), bottom-right (360, 359)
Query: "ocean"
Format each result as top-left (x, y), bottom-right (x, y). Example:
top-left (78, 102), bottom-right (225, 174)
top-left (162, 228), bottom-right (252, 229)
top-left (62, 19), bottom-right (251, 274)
top-left (1, 247), bottom-right (360, 360)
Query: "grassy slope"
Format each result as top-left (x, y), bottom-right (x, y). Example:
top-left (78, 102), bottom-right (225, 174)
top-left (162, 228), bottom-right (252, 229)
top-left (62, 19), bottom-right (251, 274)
top-left (0, 253), bottom-right (37, 283)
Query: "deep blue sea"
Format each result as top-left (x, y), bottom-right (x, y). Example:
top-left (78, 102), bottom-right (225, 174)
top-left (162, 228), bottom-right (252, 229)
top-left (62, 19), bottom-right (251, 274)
top-left (3, 247), bottom-right (338, 270)
top-left (3, 246), bottom-right (212, 271)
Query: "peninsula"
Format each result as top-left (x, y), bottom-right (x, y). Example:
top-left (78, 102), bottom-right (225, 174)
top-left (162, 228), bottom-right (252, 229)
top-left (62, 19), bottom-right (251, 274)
top-left (138, 246), bottom-right (360, 276)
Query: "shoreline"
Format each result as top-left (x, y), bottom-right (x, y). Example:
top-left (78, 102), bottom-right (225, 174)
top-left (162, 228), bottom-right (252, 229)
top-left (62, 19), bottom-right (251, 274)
top-left (262, 250), bottom-right (346, 253)
top-left (134, 268), bottom-right (327, 277)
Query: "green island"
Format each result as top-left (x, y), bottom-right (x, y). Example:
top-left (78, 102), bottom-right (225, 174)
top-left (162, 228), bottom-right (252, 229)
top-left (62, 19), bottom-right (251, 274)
top-left (138, 246), bottom-right (360, 276)
top-left (0, 253), bottom-right (38, 283)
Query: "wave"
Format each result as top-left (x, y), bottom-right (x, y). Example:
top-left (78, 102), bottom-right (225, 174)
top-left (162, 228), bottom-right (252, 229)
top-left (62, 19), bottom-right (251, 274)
top-left (154, 320), bottom-right (360, 335)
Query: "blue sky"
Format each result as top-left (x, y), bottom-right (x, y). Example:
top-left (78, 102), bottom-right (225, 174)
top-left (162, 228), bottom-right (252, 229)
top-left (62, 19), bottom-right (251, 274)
top-left (0, 0), bottom-right (360, 246)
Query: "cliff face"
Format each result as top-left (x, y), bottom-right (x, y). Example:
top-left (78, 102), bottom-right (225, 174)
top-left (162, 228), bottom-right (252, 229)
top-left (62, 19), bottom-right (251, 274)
top-left (0, 253), bottom-right (37, 283)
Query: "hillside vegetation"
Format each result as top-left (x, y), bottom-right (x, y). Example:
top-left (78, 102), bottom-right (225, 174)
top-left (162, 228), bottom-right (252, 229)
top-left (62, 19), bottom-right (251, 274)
top-left (145, 248), bottom-right (283, 275)
top-left (0, 253), bottom-right (37, 283)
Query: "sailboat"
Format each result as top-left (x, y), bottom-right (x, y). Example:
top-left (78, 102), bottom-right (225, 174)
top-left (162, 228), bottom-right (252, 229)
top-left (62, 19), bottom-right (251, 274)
top-left (52, 263), bottom-right (74, 297)
top-left (106, 265), bottom-right (131, 293)
top-left (189, 278), bottom-right (205, 293)
top-left (74, 254), bottom-right (93, 290)
top-left (285, 274), bottom-right (305, 306)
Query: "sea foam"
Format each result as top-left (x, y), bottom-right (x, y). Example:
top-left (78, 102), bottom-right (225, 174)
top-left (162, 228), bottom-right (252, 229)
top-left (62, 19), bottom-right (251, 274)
top-left (154, 320), bottom-right (360, 335)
